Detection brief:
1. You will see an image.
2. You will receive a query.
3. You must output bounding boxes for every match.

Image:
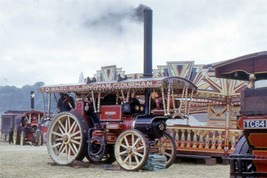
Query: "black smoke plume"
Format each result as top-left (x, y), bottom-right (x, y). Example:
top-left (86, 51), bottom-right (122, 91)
top-left (83, 4), bottom-right (151, 33)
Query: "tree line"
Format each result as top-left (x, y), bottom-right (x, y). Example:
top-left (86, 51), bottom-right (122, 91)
top-left (0, 82), bottom-right (50, 112)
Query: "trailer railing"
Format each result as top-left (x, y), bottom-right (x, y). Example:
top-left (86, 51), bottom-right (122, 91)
top-left (167, 125), bottom-right (242, 157)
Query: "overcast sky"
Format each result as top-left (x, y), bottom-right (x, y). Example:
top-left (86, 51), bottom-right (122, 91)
top-left (1, 0), bottom-right (267, 87)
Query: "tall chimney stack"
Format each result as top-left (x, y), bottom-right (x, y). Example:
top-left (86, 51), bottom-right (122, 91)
top-left (142, 6), bottom-right (153, 114)
top-left (143, 8), bottom-right (153, 78)
top-left (30, 91), bottom-right (35, 110)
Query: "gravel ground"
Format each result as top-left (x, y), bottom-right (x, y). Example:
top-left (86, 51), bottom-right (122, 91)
top-left (0, 140), bottom-right (230, 178)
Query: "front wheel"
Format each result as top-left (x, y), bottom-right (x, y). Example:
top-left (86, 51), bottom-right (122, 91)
top-left (20, 130), bottom-right (25, 146)
top-left (115, 129), bottom-right (149, 171)
top-left (38, 131), bottom-right (43, 146)
top-left (35, 130), bottom-right (43, 146)
top-left (13, 127), bottom-right (20, 145)
top-left (47, 112), bottom-right (88, 165)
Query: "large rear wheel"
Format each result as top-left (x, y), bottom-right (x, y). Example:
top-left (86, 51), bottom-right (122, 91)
top-left (47, 112), bottom-right (88, 165)
top-left (154, 131), bottom-right (176, 168)
top-left (115, 129), bottom-right (149, 171)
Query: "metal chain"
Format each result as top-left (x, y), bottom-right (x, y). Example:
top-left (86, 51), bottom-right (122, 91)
top-left (167, 83), bottom-right (171, 115)
top-left (116, 91), bottom-right (119, 104)
top-left (91, 90), bottom-right (96, 113)
top-left (171, 86), bottom-right (175, 110)
top-left (126, 89), bottom-right (130, 103)
top-left (187, 89), bottom-right (194, 115)
top-left (41, 93), bottom-right (46, 116)
top-left (48, 93), bottom-right (51, 118)
top-left (97, 92), bottom-right (101, 112)
top-left (179, 86), bottom-right (186, 113)
top-left (161, 86), bottom-right (166, 115)
top-left (184, 87), bottom-right (188, 114)
top-left (120, 89), bottom-right (125, 103)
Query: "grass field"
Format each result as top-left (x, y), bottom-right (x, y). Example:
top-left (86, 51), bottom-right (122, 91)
top-left (0, 140), bottom-right (230, 178)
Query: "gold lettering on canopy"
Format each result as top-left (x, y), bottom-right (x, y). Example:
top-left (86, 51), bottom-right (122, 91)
top-left (40, 80), bottom-right (162, 93)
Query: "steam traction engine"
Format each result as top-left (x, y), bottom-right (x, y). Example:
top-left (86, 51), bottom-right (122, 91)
top-left (214, 51), bottom-right (267, 177)
top-left (13, 110), bottom-right (44, 146)
top-left (39, 76), bottom-right (197, 171)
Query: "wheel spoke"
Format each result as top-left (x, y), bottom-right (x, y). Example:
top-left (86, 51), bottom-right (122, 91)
top-left (71, 136), bottom-right (82, 140)
top-left (52, 131), bottom-right (63, 137)
top-left (133, 137), bottom-right (141, 147)
top-left (70, 130), bottom-right (80, 137)
top-left (120, 143), bottom-right (128, 149)
top-left (131, 134), bottom-right (135, 147)
top-left (134, 154), bottom-right (140, 164)
top-left (58, 142), bottom-right (65, 152)
top-left (123, 155), bottom-right (130, 163)
top-left (58, 120), bottom-right (66, 134)
top-left (69, 143), bottom-right (77, 155)
top-left (164, 151), bottom-right (172, 158)
top-left (67, 116), bottom-right (71, 131)
top-left (134, 151), bottom-right (144, 158)
top-left (58, 145), bottom-right (66, 158)
top-left (70, 139), bottom-right (81, 145)
top-left (69, 121), bottom-right (78, 134)
top-left (51, 142), bottom-right (62, 148)
top-left (129, 155), bottom-right (132, 166)
top-left (55, 137), bottom-right (62, 141)
top-left (58, 120), bottom-right (66, 133)
top-left (66, 145), bottom-right (71, 160)
top-left (136, 145), bottom-right (144, 151)
top-left (70, 142), bottom-right (79, 154)
top-left (57, 126), bottom-right (65, 135)
top-left (119, 150), bottom-right (127, 156)
top-left (123, 137), bottom-right (129, 147)
top-left (65, 117), bottom-right (69, 133)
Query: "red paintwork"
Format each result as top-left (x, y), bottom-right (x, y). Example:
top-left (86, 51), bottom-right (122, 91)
top-left (248, 133), bottom-right (267, 148)
top-left (90, 105), bottom-right (135, 144)
top-left (74, 101), bottom-right (93, 127)
top-left (252, 150), bottom-right (267, 172)
top-left (100, 105), bottom-right (122, 121)
top-left (214, 51), bottom-right (267, 80)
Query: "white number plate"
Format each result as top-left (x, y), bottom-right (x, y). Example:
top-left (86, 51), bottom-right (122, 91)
top-left (244, 119), bottom-right (267, 129)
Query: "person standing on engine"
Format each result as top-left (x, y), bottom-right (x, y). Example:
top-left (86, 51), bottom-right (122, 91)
top-left (57, 93), bottom-right (75, 112)
top-left (129, 92), bottom-right (141, 113)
